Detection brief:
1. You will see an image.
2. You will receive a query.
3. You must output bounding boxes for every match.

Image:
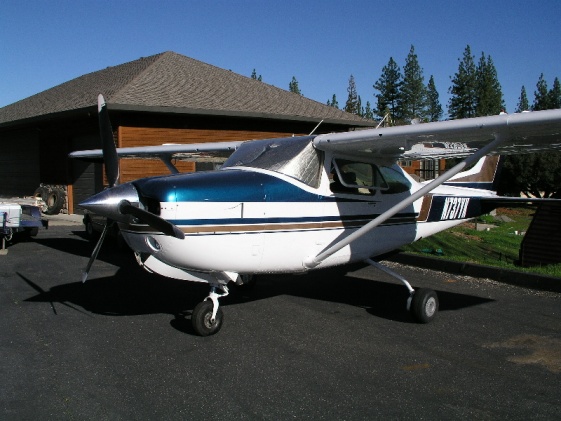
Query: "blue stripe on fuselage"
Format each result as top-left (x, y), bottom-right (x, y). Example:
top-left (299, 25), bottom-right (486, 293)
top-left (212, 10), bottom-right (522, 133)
top-left (170, 213), bottom-right (418, 226)
top-left (133, 169), bottom-right (328, 203)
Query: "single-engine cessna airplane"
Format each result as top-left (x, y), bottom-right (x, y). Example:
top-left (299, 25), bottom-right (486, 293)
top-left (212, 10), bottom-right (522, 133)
top-left (71, 95), bottom-right (561, 336)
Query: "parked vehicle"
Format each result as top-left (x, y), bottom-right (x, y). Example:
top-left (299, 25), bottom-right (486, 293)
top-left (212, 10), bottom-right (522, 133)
top-left (0, 201), bottom-right (48, 252)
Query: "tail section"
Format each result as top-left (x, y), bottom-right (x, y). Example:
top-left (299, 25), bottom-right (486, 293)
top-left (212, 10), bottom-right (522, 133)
top-left (444, 155), bottom-right (503, 190)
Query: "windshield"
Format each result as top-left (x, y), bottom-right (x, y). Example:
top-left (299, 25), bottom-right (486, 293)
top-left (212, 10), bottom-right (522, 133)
top-left (222, 136), bottom-right (322, 187)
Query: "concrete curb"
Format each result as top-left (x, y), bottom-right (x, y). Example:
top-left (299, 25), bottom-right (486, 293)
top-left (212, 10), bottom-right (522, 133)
top-left (386, 252), bottom-right (561, 293)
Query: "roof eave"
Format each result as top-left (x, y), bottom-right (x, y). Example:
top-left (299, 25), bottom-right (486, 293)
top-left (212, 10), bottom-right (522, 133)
top-left (0, 103), bottom-right (376, 131)
top-left (0, 106), bottom-right (97, 130)
top-left (108, 103), bottom-right (376, 128)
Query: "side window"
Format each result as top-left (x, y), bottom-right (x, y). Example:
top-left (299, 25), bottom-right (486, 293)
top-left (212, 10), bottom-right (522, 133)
top-left (378, 165), bottom-right (412, 194)
top-left (330, 159), bottom-right (389, 195)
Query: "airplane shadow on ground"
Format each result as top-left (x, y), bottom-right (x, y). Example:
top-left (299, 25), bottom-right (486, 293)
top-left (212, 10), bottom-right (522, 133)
top-left (31, 230), bottom-right (130, 266)
top-left (22, 252), bottom-right (495, 336)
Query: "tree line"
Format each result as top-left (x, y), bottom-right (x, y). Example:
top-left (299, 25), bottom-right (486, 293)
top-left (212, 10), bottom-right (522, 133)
top-left (328, 44), bottom-right (560, 124)
top-left (251, 45), bottom-right (560, 123)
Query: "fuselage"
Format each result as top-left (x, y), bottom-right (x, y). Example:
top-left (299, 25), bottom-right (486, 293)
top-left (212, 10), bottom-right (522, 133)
top-left (92, 136), bottom-right (498, 277)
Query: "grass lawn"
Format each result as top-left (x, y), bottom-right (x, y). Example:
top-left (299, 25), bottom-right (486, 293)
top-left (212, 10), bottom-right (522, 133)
top-left (401, 207), bottom-right (561, 278)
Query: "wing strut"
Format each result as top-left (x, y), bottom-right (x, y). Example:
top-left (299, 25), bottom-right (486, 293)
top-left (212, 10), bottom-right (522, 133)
top-left (159, 155), bottom-right (180, 174)
top-left (304, 135), bottom-right (505, 269)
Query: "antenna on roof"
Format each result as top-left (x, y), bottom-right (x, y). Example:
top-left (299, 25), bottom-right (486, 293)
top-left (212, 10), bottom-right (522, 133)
top-left (309, 120), bottom-right (324, 136)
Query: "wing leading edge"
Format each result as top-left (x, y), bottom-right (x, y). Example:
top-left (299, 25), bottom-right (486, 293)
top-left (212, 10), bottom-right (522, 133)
top-left (313, 109), bottom-right (561, 160)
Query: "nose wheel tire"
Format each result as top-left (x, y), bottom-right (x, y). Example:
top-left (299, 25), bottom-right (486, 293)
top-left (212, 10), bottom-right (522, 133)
top-left (192, 300), bottom-right (224, 336)
top-left (410, 288), bottom-right (438, 323)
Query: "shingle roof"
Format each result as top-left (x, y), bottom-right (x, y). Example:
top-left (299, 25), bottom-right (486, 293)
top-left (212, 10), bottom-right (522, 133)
top-left (0, 51), bottom-right (373, 127)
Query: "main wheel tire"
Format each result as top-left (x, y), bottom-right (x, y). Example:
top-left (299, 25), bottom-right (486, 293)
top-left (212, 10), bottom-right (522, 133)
top-left (192, 300), bottom-right (224, 336)
top-left (411, 288), bottom-right (438, 323)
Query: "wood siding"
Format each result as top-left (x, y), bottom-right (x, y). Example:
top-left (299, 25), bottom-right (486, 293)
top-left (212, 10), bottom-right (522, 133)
top-left (519, 204), bottom-right (561, 266)
top-left (116, 126), bottom-right (303, 183)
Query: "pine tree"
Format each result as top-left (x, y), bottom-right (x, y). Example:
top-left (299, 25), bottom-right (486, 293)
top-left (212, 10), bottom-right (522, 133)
top-left (532, 73), bottom-right (549, 110)
top-left (344, 75), bottom-right (360, 115)
top-left (549, 77), bottom-right (561, 109)
top-left (499, 152), bottom-right (561, 198)
top-left (516, 86), bottom-right (529, 112)
top-left (250, 69), bottom-right (262, 81)
top-left (426, 75), bottom-right (442, 121)
top-left (327, 94), bottom-right (339, 109)
top-left (363, 101), bottom-right (374, 120)
top-left (501, 74), bottom-right (561, 198)
top-left (373, 57), bottom-right (402, 121)
top-left (400, 45), bottom-right (427, 122)
top-left (475, 53), bottom-right (505, 116)
top-left (448, 45), bottom-right (477, 119)
top-left (289, 76), bottom-right (302, 95)
top-left (357, 95), bottom-right (363, 117)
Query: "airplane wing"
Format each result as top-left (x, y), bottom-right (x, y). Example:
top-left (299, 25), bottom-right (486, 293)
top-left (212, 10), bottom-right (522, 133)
top-left (69, 141), bottom-right (244, 162)
top-left (313, 109), bottom-right (561, 160)
top-left (70, 141), bottom-right (244, 174)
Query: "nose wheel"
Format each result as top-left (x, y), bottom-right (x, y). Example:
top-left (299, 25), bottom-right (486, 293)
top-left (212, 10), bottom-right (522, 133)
top-left (192, 285), bottom-right (229, 336)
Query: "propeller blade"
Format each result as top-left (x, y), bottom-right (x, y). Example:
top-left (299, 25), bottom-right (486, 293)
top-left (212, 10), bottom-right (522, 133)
top-left (119, 201), bottom-right (185, 240)
top-left (98, 94), bottom-right (120, 188)
top-left (82, 221), bottom-right (111, 282)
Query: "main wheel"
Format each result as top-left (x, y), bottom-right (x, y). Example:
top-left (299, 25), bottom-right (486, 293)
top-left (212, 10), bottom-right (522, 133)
top-left (192, 300), bottom-right (224, 336)
top-left (411, 288), bottom-right (438, 323)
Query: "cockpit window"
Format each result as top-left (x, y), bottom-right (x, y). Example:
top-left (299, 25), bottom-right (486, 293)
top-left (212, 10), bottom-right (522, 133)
top-left (222, 136), bottom-right (322, 188)
top-left (331, 159), bottom-right (388, 195)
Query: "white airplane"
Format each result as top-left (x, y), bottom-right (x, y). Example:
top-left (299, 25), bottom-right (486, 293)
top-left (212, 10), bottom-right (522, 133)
top-left (71, 95), bottom-right (561, 336)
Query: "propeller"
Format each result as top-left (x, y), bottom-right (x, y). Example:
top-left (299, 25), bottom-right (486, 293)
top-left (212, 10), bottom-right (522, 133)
top-left (119, 200), bottom-right (185, 240)
top-left (82, 94), bottom-right (119, 282)
top-left (81, 94), bottom-right (185, 282)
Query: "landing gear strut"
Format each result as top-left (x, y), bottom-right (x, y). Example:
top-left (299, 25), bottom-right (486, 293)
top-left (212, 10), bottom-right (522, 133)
top-left (365, 259), bottom-right (439, 323)
top-left (192, 285), bottom-right (229, 336)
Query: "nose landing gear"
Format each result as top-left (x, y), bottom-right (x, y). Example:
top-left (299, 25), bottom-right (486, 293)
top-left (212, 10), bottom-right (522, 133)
top-left (192, 285), bottom-right (229, 336)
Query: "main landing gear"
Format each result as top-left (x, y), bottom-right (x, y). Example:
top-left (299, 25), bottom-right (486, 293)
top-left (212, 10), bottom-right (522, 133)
top-left (191, 284), bottom-right (229, 336)
top-left (365, 259), bottom-right (439, 323)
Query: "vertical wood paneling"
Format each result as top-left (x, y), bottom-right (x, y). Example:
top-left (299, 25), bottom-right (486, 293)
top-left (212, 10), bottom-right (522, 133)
top-left (116, 126), bottom-right (301, 183)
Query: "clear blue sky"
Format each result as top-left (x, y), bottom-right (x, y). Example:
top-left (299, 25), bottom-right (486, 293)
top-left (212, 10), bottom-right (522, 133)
top-left (2, 0), bottom-right (560, 117)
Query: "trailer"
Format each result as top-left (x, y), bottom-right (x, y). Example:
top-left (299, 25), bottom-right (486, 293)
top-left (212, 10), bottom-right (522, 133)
top-left (1, 199), bottom-right (48, 254)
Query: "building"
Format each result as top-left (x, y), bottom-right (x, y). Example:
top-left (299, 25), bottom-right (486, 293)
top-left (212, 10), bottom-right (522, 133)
top-left (0, 51), bottom-right (373, 214)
